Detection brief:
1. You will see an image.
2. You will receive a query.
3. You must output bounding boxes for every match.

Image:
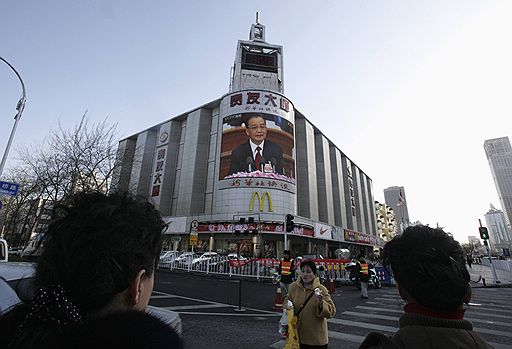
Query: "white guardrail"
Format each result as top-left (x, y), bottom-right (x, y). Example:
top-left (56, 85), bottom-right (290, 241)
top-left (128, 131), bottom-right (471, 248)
top-left (158, 253), bottom-right (356, 282)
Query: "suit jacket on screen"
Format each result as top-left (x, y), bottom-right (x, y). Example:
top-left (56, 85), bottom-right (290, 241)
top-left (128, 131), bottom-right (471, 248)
top-left (228, 140), bottom-right (284, 176)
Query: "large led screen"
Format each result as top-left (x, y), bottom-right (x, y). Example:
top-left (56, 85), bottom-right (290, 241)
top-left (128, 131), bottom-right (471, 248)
top-left (220, 112), bottom-right (295, 181)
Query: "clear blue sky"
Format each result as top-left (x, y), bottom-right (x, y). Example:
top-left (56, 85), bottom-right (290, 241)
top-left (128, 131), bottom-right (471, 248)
top-left (1, 1), bottom-right (511, 243)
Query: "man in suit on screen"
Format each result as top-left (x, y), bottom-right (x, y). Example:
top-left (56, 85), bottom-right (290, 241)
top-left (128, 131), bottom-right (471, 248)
top-left (228, 114), bottom-right (284, 176)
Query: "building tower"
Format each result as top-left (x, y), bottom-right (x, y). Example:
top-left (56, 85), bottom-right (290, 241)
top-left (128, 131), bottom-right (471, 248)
top-left (384, 186), bottom-right (410, 234)
top-left (230, 14), bottom-right (284, 93)
top-left (484, 137), bottom-right (512, 234)
top-left (484, 203), bottom-right (512, 255)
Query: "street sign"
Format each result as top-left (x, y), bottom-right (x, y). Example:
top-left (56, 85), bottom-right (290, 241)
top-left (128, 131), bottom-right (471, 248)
top-left (189, 234), bottom-right (198, 246)
top-left (190, 220), bottom-right (199, 233)
top-left (0, 181), bottom-right (20, 196)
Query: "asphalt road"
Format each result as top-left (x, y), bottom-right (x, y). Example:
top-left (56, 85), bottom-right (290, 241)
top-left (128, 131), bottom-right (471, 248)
top-left (153, 270), bottom-right (512, 349)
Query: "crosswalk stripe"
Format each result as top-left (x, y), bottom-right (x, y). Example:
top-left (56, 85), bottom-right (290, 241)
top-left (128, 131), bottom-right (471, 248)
top-left (355, 306), bottom-right (512, 329)
top-left (329, 318), bottom-right (397, 332)
top-left (466, 310), bottom-right (512, 320)
top-left (328, 331), bottom-right (366, 343)
top-left (466, 316), bottom-right (512, 328)
top-left (342, 311), bottom-right (398, 321)
top-left (473, 326), bottom-right (512, 338)
top-left (488, 341), bottom-right (511, 349)
top-left (269, 339), bottom-right (285, 348)
top-left (356, 305), bottom-right (402, 313)
top-left (467, 305), bottom-right (512, 313)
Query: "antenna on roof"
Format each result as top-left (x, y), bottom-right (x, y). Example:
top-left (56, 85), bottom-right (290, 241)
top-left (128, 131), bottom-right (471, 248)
top-left (256, 11), bottom-right (259, 24)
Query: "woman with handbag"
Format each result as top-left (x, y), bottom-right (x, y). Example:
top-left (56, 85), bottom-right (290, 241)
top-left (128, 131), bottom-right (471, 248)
top-left (284, 260), bottom-right (336, 349)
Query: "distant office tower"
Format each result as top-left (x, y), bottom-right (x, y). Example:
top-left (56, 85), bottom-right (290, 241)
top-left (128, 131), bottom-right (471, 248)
top-left (384, 186), bottom-right (410, 234)
top-left (484, 204), bottom-right (512, 251)
top-left (484, 137), bottom-right (512, 233)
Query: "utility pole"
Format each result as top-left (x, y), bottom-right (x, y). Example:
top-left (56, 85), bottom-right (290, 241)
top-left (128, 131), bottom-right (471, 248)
top-left (479, 219), bottom-right (499, 284)
top-left (0, 56), bottom-right (26, 177)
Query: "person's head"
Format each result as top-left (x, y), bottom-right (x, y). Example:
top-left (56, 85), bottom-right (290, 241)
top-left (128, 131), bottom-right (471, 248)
top-left (245, 114), bottom-right (267, 145)
top-left (300, 260), bottom-right (317, 284)
top-left (357, 254), bottom-right (366, 262)
top-left (382, 225), bottom-right (470, 312)
top-left (35, 191), bottom-right (165, 316)
top-left (283, 249), bottom-right (291, 260)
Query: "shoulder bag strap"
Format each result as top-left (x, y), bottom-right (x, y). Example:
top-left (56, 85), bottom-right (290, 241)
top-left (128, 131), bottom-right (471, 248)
top-left (295, 290), bottom-right (315, 317)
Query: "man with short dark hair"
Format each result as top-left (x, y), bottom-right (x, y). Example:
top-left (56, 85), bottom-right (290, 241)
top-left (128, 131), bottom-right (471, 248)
top-left (355, 254), bottom-right (370, 299)
top-left (228, 114), bottom-right (284, 175)
top-left (359, 225), bottom-right (492, 349)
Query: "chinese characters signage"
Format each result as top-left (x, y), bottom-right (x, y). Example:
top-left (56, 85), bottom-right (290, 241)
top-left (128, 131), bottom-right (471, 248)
top-left (344, 229), bottom-right (378, 246)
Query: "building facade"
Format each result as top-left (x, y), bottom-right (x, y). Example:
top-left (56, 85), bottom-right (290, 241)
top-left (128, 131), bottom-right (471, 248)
top-left (484, 204), bottom-right (512, 255)
top-left (484, 137), bottom-right (512, 234)
top-left (374, 201), bottom-right (397, 242)
top-left (112, 20), bottom-right (379, 259)
top-left (383, 186), bottom-right (410, 234)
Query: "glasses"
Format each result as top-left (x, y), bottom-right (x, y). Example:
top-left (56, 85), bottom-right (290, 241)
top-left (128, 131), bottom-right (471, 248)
top-left (247, 125), bottom-right (267, 131)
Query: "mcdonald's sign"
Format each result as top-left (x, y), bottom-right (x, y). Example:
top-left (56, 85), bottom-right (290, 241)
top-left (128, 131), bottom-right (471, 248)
top-left (249, 191), bottom-right (273, 212)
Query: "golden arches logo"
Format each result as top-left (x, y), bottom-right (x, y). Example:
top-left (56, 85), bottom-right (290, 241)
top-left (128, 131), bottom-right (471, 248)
top-left (249, 192), bottom-right (273, 212)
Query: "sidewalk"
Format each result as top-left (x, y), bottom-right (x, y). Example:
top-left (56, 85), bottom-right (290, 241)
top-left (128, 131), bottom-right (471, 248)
top-left (468, 263), bottom-right (512, 287)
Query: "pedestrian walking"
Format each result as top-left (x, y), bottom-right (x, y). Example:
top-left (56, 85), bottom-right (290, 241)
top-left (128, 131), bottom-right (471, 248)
top-left (355, 255), bottom-right (370, 299)
top-left (284, 260), bottom-right (336, 348)
top-left (467, 254), bottom-right (473, 268)
top-left (359, 225), bottom-right (493, 349)
top-left (279, 249), bottom-right (295, 296)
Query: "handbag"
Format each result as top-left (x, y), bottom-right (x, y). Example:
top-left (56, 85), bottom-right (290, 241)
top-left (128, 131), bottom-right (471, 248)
top-left (284, 290), bottom-right (316, 349)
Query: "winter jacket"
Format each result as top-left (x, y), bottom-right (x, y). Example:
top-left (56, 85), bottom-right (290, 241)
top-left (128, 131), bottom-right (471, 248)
top-left (359, 312), bottom-right (493, 349)
top-left (355, 261), bottom-right (370, 283)
top-left (284, 276), bottom-right (336, 346)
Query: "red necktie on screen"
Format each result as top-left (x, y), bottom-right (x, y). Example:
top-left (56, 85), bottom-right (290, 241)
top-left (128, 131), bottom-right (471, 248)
top-left (255, 146), bottom-right (262, 170)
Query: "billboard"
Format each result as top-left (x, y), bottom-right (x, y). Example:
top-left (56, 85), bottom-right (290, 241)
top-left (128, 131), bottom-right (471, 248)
top-left (219, 91), bottom-right (295, 183)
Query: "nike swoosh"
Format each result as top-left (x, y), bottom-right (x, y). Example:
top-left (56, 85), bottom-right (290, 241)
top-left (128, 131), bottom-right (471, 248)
top-left (320, 228), bottom-right (328, 234)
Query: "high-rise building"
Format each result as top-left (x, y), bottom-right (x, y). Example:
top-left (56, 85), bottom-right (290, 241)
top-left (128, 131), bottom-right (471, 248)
top-left (484, 204), bottom-right (512, 252)
top-left (384, 186), bottom-right (410, 234)
top-left (112, 19), bottom-right (380, 258)
top-left (484, 137), bottom-right (512, 233)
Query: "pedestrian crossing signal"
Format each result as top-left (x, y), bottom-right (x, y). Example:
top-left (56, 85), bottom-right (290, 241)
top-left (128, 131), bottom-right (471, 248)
top-left (479, 227), bottom-right (489, 240)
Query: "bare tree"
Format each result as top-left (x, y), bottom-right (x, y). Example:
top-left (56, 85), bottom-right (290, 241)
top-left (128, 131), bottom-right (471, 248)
top-left (1, 113), bottom-right (120, 246)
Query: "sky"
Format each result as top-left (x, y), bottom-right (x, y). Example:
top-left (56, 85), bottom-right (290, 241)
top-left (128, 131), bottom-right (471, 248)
top-left (1, 1), bottom-right (511, 243)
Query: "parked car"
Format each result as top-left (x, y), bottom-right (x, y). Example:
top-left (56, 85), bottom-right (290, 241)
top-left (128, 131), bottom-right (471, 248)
top-left (227, 253), bottom-right (247, 261)
top-left (158, 250), bottom-right (181, 268)
top-left (192, 252), bottom-right (219, 264)
top-left (174, 252), bottom-right (195, 266)
top-left (0, 261), bottom-right (182, 335)
top-left (8, 247), bottom-right (23, 256)
top-left (0, 262), bottom-right (35, 315)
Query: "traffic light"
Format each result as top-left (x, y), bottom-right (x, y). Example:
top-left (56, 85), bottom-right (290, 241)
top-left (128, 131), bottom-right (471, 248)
top-left (248, 217), bottom-right (258, 235)
top-left (235, 217), bottom-right (246, 235)
top-left (479, 226), bottom-right (489, 240)
top-left (285, 214), bottom-right (294, 232)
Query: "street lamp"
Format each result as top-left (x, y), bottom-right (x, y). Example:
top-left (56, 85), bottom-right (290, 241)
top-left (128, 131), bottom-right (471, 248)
top-left (0, 56), bottom-right (26, 178)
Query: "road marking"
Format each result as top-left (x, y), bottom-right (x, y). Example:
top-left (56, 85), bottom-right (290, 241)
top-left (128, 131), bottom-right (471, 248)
top-left (269, 331), bottom-right (367, 348)
top-left (328, 331), bottom-right (366, 342)
top-left (356, 305), bottom-right (402, 313)
top-left (488, 342), bottom-right (512, 349)
top-left (164, 303), bottom-right (231, 310)
top-left (466, 310), bottom-right (512, 320)
top-left (269, 339), bottom-right (286, 348)
top-left (466, 316), bottom-right (512, 328)
top-left (179, 311), bottom-right (281, 317)
top-left (151, 290), bottom-right (280, 315)
top-left (342, 311), bottom-right (398, 321)
top-left (473, 326), bottom-right (512, 338)
top-left (328, 318), bottom-right (397, 332)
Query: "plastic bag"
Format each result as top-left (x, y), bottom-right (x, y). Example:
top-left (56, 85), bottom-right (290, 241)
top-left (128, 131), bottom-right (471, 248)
top-left (278, 309), bottom-right (288, 338)
top-left (284, 310), bottom-right (299, 349)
